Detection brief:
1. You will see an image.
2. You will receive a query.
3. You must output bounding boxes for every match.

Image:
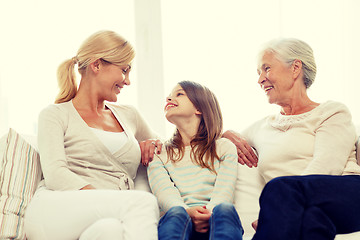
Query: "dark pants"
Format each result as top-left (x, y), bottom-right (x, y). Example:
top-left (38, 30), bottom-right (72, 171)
top-left (252, 175), bottom-right (360, 240)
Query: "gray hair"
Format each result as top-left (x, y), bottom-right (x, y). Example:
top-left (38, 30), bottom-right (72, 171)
top-left (258, 38), bottom-right (317, 88)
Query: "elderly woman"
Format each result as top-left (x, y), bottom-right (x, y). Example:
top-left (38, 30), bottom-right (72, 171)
top-left (223, 38), bottom-right (360, 239)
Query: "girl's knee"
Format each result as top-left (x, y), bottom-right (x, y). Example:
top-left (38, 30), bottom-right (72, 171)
top-left (159, 206), bottom-right (192, 232)
top-left (213, 203), bottom-right (238, 218)
top-left (216, 202), bottom-right (235, 209)
top-left (160, 206), bottom-right (189, 224)
top-left (166, 206), bottom-right (188, 217)
top-left (213, 202), bottom-right (235, 213)
top-left (211, 203), bottom-right (243, 236)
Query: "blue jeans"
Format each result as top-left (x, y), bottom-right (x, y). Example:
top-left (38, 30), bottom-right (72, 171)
top-left (252, 175), bottom-right (360, 240)
top-left (158, 203), bottom-right (243, 240)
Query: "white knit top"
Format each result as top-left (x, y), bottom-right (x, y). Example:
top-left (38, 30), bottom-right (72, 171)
top-left (242, 101), bottom-right (360, 183)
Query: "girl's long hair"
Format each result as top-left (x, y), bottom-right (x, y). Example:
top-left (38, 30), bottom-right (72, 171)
top-left (166, 81), bottom-right (223, 173)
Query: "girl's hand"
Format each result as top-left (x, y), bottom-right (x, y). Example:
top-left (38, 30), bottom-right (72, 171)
top-left (222, 130), bottom-right (258, 168)
top-left (186, 206), bottom-right (212, 233)
top-left (139, 139), bottom-right (163, 166)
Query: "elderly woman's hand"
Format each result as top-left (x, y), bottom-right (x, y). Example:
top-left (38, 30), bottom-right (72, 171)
top-left (222, 130), bottom-right (258, 168)
top-left (252, 219), bottom-right (258, 231)
top-left (139, 139), bottom-right (163, 166)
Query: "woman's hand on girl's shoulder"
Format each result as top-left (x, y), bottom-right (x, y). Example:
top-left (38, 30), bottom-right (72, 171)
top-left (222, 130), bottom-right (258, 168)
top-left (139, 139), bottom-right (163, 166)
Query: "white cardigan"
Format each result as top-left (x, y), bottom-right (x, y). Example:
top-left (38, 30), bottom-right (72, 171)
top-left (242, 100), bottom-right (360, 183)
top-left (37, 101), bottom-right (156, 191)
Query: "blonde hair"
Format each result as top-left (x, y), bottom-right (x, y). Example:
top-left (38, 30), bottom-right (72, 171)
top-left (166, 81), bottom-right (223, 173)
top-left (258, 38), bottom-right (317, 88)
top-left (55, 30), bottom-right (135, 104)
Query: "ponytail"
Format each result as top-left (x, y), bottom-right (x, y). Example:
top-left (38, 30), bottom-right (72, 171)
top-left (55, 58), bottom-right (78, 104)
top-left (54, 30), bottom-right (135, 104)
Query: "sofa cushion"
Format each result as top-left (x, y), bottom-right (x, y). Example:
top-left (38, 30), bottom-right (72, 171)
top-left (134, 164), bottom-right (151, 191)
top-left (234, 164), bottom-right (265, 237)
top-left (0, 129), bottom-right (42, 240)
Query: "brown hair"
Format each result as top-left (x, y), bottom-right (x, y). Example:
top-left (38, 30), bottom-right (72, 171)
top-left (166, 81), bottom-right (223, 173)
top-left (55, 30), bottom-right (135, 104)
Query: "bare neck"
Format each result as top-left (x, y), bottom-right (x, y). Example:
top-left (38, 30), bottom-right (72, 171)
top-left (280, 95), bottom-right (319, 115)
top-left (174, 118), bottom-right (201, 146)
top-left (72, 77), bottom-right (106, 114)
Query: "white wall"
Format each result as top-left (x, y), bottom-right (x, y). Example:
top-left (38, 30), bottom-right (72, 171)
top-left (0, 78), bottom-right (8, 135)
top-left (160, 0), bottom-right (360, 136)
top-left (0, 0), bottom-right (136, 135)
top-left (134, 0), bottom-right (167, 137)
top-left (1, 0), bottom-right (359, 138)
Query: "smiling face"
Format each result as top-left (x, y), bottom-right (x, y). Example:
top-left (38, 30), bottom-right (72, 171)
top-left (257, 51), bottom-right (295, 105)
top-left (164, 84), bottom-right (201, 124)
top-left (95, 61), bottom-right (131, 102)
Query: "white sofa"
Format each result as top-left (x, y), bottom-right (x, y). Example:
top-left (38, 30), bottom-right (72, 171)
top-left (1, 128), bottom-right (360, 240)
top-left (112, 128), bottom-right (360, 240)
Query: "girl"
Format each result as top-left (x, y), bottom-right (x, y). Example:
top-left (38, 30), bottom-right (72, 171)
top-left (147, 81), bottom-right (243, 240)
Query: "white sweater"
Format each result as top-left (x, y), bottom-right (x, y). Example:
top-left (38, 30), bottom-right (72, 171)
top-left (242, 101), bottom-right (360, 183)
top-left (147, 138), bottom-right (238, 213)
top-left (37, 101), bottom-right (156, 191)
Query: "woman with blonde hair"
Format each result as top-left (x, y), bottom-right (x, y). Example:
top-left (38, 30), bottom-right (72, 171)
top-left (24, 30), bottom-right (160, 240)
top-left (148, 81), bottom-right (243, 240)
